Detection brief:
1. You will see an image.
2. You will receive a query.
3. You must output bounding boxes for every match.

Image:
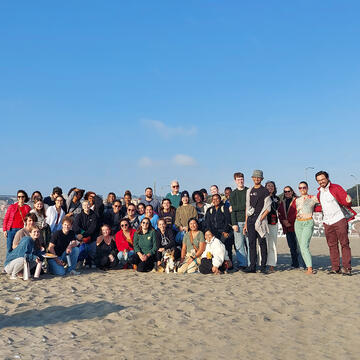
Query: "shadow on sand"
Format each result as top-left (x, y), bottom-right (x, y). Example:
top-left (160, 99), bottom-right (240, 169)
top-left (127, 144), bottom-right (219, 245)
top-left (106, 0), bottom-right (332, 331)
top-left (0, 301), bottom-right (125, 329)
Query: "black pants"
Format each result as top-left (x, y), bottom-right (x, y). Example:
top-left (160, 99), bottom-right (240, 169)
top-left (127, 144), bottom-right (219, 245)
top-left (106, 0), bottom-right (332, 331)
top-left (247, 223), bottom-right (267, 271)
top-left (131, 253), bottom-right (155, 272)
top-left (286, 231), bottom-right (300, 267)
top-left (96, 255), bottom-right (118, 270)
top-left (199, 258), bottom-right (226, 274)
top-left (221, 233), bottom-right (234, 263)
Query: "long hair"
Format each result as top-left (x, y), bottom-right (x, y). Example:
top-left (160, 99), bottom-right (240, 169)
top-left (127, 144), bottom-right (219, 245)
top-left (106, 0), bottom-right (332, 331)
top-left (136, 217), bottom-right (154, 234)
top-left (33, 198), bottom-right (46, 218)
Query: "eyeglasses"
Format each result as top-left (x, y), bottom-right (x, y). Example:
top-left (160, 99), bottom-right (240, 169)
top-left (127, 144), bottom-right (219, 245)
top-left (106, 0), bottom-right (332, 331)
top-left (18, 195), bottom-right (25, 198)
top-left (298, 187), bottom-right (307, 190)
top-left (113, 205), bottom-right (121, 208)
top-left (142, 221), bottom-right (150, 225)
top-left (284, 190), bottom-right (291, 193)
top-left (121, 223), bottom-right (129, 228)
top-left (172, 185), bottom-right (179, 188)
top-left (128, 209), bottom-right (135, 212)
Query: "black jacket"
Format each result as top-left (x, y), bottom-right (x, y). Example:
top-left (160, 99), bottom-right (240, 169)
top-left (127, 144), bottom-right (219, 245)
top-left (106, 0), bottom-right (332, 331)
top-left (73, 210), bottom-right (99, 243)
top-left (155, 228), bottom-right (176, 251)
top-left (205, 202), bottom-right (232, 239)
top-left (103, 209), bottom-right (125, 234)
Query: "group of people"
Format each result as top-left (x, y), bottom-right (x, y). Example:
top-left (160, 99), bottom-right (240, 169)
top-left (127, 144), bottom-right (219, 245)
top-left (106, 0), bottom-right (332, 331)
top-left (2, 170), bottom-right (356, 279)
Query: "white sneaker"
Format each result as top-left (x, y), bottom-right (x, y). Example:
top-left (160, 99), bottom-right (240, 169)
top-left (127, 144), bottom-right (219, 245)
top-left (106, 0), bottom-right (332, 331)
top-left (10, 274), bottom-right (17, 280)
top-left (69, 270), bottom-right (80, 276)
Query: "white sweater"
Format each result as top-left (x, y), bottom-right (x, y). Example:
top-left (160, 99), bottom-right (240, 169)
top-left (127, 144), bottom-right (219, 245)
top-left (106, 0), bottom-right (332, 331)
top-left (201, 236), bottom-right (226, 268)
top-left (46, 206), bottom-right (65, 232)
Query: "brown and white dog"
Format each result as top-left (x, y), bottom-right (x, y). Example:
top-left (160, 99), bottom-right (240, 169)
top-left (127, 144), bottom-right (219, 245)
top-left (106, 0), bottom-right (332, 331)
top-left (157, 249), bottom-right (179, 273)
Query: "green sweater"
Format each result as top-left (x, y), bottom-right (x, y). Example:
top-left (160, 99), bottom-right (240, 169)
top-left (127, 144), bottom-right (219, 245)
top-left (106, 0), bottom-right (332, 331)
top-left (229, 187), bottom-right (248, 224)
top-left (165, 192), bottom-right (181, 208)
top-left (133, 230), bottom-right (157, 255)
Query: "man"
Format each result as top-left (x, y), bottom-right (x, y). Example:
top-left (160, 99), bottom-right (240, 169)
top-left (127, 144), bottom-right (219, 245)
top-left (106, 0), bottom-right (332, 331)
top-left (278, 186), bottom-right (304, 268)
top-left (316, 171), bottom-right (356, 275)
top-left (205, 194), bottom-right (233, 264)
top-left (48, 217), bottom-right (80, 276)
top-left (165, 180), bottom-right (181, 208)
top-left (243, 170), bottom-right (271, 274)
top-left (103, 199), bottom-right (125, 234)
top-left (44, 186), bottom-right (67, 211)
top-left (143, 187), bottom-right (160, 213)
top-left (125, 203), bottom-right (140, 229)
top-left (229, 172), bottom-right (248, 269)
top-left (224, 187), bottom-right (232, 208)
top-left (200, 188), bottom-right (211, 204)
top-left (73, 200), bottom-right (99, 267)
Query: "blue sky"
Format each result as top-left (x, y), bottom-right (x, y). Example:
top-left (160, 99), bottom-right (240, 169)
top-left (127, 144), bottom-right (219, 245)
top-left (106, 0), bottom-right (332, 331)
top-left (1, 1), bottom-right (359, 197)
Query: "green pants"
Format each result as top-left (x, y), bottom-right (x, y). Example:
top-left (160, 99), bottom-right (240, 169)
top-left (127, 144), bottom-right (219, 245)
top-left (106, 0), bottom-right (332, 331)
top-left (294, 219), bottom-right (314, 268)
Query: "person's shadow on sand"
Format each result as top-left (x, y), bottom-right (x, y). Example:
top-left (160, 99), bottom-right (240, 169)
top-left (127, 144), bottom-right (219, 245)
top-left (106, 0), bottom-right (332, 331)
top-left (0, 301), bottom-right (125, 329)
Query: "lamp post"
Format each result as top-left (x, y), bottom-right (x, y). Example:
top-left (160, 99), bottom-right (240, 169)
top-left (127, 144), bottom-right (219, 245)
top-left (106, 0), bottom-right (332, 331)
top-left (305, 167), bottom-right (315, 184)
top-left (350, 174), bottom-right (359, 207)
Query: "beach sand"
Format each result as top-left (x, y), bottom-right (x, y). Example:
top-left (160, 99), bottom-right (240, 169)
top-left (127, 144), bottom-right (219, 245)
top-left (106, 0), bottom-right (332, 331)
top-left (0, 234), bottom-right (359, 360)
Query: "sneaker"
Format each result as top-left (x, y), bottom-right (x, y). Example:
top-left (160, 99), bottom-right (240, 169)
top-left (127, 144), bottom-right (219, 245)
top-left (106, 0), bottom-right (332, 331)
top-left (10, 274), bottom-right (17, 280)
top-left (243, 267), bottom-right (256, 273)
top-left (327, 269), bottom-right (341, 275)
top-left (69, 270), bottom-right (80, 276)
top-left (341, 267), bottom-right (352, 276)
top-left (91, 264), bottom-right (97, 269)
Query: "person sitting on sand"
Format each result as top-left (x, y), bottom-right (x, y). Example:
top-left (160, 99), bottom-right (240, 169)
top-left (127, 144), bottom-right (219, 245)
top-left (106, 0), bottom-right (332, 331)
top-left (95, 224), bottom-right (118, 270)
top-left (47, 217), bottom-right (80, 276)
top-left (199, 230), bottom-right (229, 274)
top-left (30, 198), bottom-right (51, 248)
top-left (131, 217), bottom-right (157, 272)
top-left (178, 218), bottom-right (205, 274)
top-left (12, 213), bottom-right (40, 250)
top-left (4, 225), bottom-right (43, 280)
top-left (156, 218), bottom-right (179, 267)
top-left (115, 218), bottom-right (136, 268)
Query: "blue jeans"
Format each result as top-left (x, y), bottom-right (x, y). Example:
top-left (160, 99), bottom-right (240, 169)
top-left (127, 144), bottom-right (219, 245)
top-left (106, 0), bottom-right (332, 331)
top-left (117, 250), bottom-right (135, 263)
top-left (78, 242), bottom-right (96, 264)
top-left (233, 222), bottom-right (248, 267)
top-left (175, 231), bottom-right (185, 245)
top-left (6, 228), bottom-right (22, 254)
top-left (48, 247), bottom-right (80, 275)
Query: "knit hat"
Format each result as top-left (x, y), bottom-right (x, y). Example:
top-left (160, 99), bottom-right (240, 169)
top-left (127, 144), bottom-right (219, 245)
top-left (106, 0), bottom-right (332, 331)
top-left (252, 169), bottom-right (264, 179)
top-left (181, 190), bottom-right (190, 198)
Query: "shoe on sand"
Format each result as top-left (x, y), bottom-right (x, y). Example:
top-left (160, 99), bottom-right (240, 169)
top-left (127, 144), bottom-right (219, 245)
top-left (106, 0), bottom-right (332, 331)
top-left (341, 267), bottom-right (352, 276)
top-left (69, 270), bottom-right (80, 276)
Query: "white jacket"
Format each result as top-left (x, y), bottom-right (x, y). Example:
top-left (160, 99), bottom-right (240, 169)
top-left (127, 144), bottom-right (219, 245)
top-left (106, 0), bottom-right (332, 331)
top-left (46, 205), bottom-right (65, 232)
top-left (201, 236), bottom-right (226, 268)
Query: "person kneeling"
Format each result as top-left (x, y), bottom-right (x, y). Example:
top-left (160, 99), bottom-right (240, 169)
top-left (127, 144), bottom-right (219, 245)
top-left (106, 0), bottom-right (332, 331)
top-left (47, 218), bottom-right (80, 276)
top-left (199, 230), bottom-right (229, 274)
top-left (95, 224), bottom-right (119, 270)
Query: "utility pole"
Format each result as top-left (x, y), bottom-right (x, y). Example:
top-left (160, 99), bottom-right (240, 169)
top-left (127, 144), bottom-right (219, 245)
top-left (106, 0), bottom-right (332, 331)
top-left (305, 166), bottom-right (315, 184)
top-left (350, 174), bottom-right (359, 207)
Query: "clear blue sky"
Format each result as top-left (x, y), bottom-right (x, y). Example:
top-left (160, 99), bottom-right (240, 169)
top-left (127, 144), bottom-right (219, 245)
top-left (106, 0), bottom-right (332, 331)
top-left (1, 1), bottom-right (359, 197)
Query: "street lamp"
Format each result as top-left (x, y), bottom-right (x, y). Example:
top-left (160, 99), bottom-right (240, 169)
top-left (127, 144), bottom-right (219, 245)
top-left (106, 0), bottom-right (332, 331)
top-left (305, 167), bottom-right (315, 183)
top-left (350, 174), bottom-right (359, 207)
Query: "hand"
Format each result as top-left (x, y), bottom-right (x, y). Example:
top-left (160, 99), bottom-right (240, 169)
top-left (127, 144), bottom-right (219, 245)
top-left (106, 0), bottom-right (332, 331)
top-left (283, 220), bottom-right (291, 228)
top-left (4, 231), bottom-right (7, 238)
top-left (77, 234), bottom-right (83, 240)
top-left (66, 247), bottom-right (71, 254)
top-left (222, 232), bottom-right (229, 238)
top-left (109, 254), bottom-right (115, 262)
top-left (158, 248), bottom-right (165, 252)
top-left (36, 257), bottom-right (42, 264)
top-left (212, 266), bottom-right (220, 274)
top-left (56, 258), bottom-right (64, 266)
top-left (243, 226), bottom-right (247, 235)
top-left (232, 225), bottom-right (239, 232)
top-left (186, 257), bottom-right (194, 265)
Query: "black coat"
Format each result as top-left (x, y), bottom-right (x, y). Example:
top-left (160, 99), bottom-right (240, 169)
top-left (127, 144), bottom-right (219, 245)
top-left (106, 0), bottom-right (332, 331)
top-left (205, 202), bottom-right (232, 240)
top-left (73, 210), bottom-right (99, 243)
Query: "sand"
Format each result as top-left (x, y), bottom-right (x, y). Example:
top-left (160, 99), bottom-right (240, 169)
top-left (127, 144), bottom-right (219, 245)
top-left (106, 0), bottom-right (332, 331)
top-left (0, 234), bottom-right (359, 360)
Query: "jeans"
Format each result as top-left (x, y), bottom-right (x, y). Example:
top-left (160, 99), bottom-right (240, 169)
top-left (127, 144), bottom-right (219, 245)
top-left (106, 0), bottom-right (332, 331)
top-left (295, 219), bottom-right (314, 268)
top-left (175, 231), bottom-right (185, 245)
top-left (6, 228), bottom-right (22, 254)
top-left (233, 222), bottom-right (248, 267)
top-left (48, 247), bottom-right (80, 276)
top-left (286, 231), bottom-right (305, 268)
top-left (78, 242), bottom-right (97, 264)
top-left (117, 250), bottom-right (135, 263)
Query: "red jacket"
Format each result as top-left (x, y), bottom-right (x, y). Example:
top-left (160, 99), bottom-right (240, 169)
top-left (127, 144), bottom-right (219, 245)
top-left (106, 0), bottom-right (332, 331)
top-left (278, 198), bottom-right (297, 233)
top-left (317, 183), bottom-right (357, 222)
top-left (3, 203), bottom-right (31, 231)
top-left (115, 228), bottom-right (136, 252)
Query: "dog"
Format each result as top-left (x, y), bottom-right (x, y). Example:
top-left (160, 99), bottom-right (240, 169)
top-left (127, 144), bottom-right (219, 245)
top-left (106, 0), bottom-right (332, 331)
top-left (157, 249), bottom-right (179, 273)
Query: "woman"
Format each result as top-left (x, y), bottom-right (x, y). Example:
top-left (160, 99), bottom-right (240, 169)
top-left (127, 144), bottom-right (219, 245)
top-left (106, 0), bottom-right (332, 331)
top-left (125, 203), bottom-right (140, 229)
top-left (265, 181), bottom-right (280, 273)
top-left (28, 191), bottom-right (44, 208)
top-left (95, 224), bottom-right (119, 270)
top-left (192, 191), bottom-right (211, 231)
top-left (115, 218), bottom-right (136, 268)
top-left (140, 205), bottom-right (159, 230)
top-left (175, 191), bottom-right (198, 244)
top-left (46, 195), bottom-right (66, 232)
top-left (178, 218), bottom-right (205, 273)
top-left (104, 192), bottom-right (116, 213)
top-left (294, 181), bottom-right (320, 275)
top-left (137, 203), bottom-right (145, 216)
top-left (131, 217), bottom-right (157, 272)
top-left (3, 190), bottom-right (31, 254)
top-left (12, 213), bottom-right (41, 250)
top-left (155, 218), bottom-right (178, 267)
top-left (199, 230), bottom-right (229, 274)
top-left (4, 225), bottom-right (43, 280)
top-left (278, 186), bottom-right (304, 268)
top-left (30, 198), bottom-right (51, 248)
top-left (158, 198), bottom-right (176, 231)
top-left (66, 187), bottom-right (85, 217)
top-left (123, 191), bottom-right (133, 209)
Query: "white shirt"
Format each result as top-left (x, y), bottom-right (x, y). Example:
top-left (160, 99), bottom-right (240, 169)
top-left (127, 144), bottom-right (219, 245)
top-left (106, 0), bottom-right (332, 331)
top-left (319, 183), bottom-right (344, 225)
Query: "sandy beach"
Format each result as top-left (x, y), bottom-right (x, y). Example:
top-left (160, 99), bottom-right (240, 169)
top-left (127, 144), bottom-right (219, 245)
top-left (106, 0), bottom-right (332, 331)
top-left (0, 234), bottom-right (359, 360)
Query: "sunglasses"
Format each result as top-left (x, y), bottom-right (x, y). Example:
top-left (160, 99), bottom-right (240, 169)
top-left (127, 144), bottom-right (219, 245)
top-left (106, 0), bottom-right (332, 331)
top-left (113, 205), bottom-right (121, 208)
top-left (172, 185), bottom-right (179, 188)
top-left (18, 195), bottom-right (25, 198)
top-left (128, 209), bottom-right (135, 212)
top-left (121, 223), bottom-right (129, 228)
top-left (284, 190), bottom-right (291, 193)
top-left (298, 186), bottom-right (307, 190)
top-left (142, 221), bottom-right (150, 225)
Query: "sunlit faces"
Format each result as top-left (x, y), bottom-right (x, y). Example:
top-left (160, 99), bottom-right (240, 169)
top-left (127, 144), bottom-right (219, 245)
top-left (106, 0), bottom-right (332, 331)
top-left (234, 177), bottom-right (244, 188)
top-left (30, 228), bottom-right (41, 239)
top-left (145, 205), bottom-right (154, 218)
top-left (316, 174), bottom-right (329, 188)
top-left (88, 193), bottom-right (95, 205)
top-left (137, 204), bottom-right (145, 215)
top-left (162, 199), bottom-right (171, 211)
top-left (25, 217), bottom-right (35, 229)
top-left (210, 186), bottom-right (218, 195)
top-left (193, 193), bottom-right (202, 204)
top-left (145, 188), bottom-right (153, 199)
top-left (82, 201), bottom-right (91, 212)
top-left (120, 220), bottom-right (130, 230)
top-left (181, 195), bottom-right (189, 205)
top-left (101, 225), bottom-right (111, 237)
top-left (62, 220), bottom-right (72, 234)
top-left (112, 201), bottom-right (122, 213)
top-left (55, 197), bottom-right (64, 208)
top-left (158, 219), bottom-right (166, 233)
top-left (17, 192), bottom-right (26, 205)
top-left (34, 200), bottom-right (44, 211)
top-left (107, 193), bottom-right (115, 203)
top-left (212, 194), bottom-right (221, 207)
top-left (266, 182), bottom-right (275, 195)
top-left (140, 219), bottom-right (150, 231)
top-left (283, 187), bottom-right (293, 199)
top-left (252, 177), bottom-right (262, 186)
top-left (224, 188), bottom-right (232, 199)
top-left (204, 230), bottom-right (213, 242)
top-left (127, 205), bottom-right (136, 218)
top-left (298, 182), bottom-right (308, 196)
top-left (124, 194), bottom-right (132, 205)
top-left (171, 182), bottom-right (179, 194)
top-left (188, 219), bottom-right (198, 231)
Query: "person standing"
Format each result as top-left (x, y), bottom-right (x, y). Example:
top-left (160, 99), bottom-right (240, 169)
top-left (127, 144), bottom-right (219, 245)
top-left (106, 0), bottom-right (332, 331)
top-left (229, 172), bottom-right (248, 269)
top-left (46, 196), bottom-right (66, 233)
top-left (278, 186), bottom-right (304, 268)
top-left (265, 181), bottom-right (280, 273)
top-left (3, 190), bottom-right (31, 254)
top-left (243, 170), bottom-right (271, 274)
top-left (165, 180), bottom-right (181, 209)
top-left (143, 187), bottom-right (160, 214)
top-left (316, 171), bottom-right (356, 276)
